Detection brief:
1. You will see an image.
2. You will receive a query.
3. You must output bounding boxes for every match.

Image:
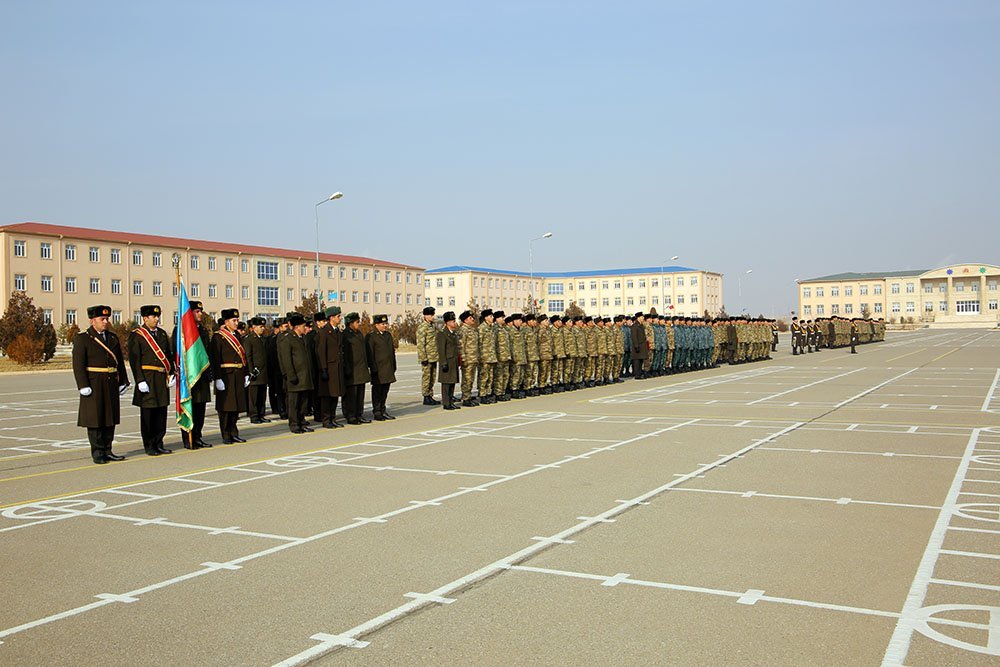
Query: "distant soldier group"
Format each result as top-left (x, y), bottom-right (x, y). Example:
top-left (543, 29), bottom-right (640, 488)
top-left (790, 316), bottom-right (886, 355)
top-left (417, 308), bottom-right (780, 408)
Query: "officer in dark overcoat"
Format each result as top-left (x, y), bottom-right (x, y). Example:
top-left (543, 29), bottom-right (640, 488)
top-left (436, 311), bottom-right (460, 410)
top-left (129, 304), bottom-right (174, 455)
top-left (73, 305), bottom-right (130, 463)
top-left (171, 300), bottom-right (213, 449)
top-left (244, 316), bottom-right (270, 423)
top-left (341, 312), bottom-right (371, 424)
top-left (366, 314), bottom-right (397, 421)
top-left (315, 306), bottom-right (345, 428)
top-left (210, 308), bottom-right (249, 443)
top-left (278, 313), bottom-right (315, 433)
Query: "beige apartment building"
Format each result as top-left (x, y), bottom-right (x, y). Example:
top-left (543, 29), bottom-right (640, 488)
top-left (0, 222), bottom-right (424, 327)
top-left (797, 263), bottom-right (1000, 327)
top-left (424, 265), bottom-right (724, 318)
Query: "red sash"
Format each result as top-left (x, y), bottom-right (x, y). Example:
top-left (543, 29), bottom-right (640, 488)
top-left (136, 326), bottom-right (171, 373)
top-left (88, 332), bottom-right (118, 365)
top-left (217, 327), bottom-right (246, 366)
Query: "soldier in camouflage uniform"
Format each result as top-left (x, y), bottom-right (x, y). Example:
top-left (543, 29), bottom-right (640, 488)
top-left (492, 311), bottom-right (511, 401)
top-left (581, 317), bottom-right (595, 387)
top-left (575, 317), bottom-right (589, 387)
top-left (594, 317), bottom-right (608, 385)
top-left (538, 314), bottom-right (554, 394)
top-left (416, 306), bottom-right (440, 405)
top-left (477, 309), bottom-right (498, 403)
top-left (551, 315), bottom-right (567, 392)
top-left (458, 311), bottom-right (479, 406)
top-left (604, 318), bottom-right (616, 383)
top-left (525, 314), bottom-right (541, 396)
top-left (510, 314), bottom-right (528, 398)
top-left (612, 316), bottom-right (626, 383)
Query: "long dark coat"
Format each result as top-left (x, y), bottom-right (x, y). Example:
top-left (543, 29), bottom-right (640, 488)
top-left (278, 332), bottom-right (314, 392)
top-left (315, 326), bottom-right (345, 397)
top-left (342, 329), bottom-right (371, 386)
top-left (366, 330), bottom-right (397, 385)
top-left (265, 331), bottom-right (282, 390)
top-left (436, 328), bottom-right (460, 384)
top-left (210, 329), bottom-right (248, 412)
top-left (172, 323), bottom-right (212, 403)
top-left (73, 327), bottom-right (128, 428)
top-left (244, 331), bottom-right (269, 386)
top-left (128, 326), bottom-right (173, 408)
top-left (630, 322), bottom-right (649, 360)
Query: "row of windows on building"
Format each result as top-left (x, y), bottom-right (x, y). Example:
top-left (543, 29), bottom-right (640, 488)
top-left (800, 300), bottom-right (999, 316)
top-left (802, 281), bottom-right (998, 299)
top-left (546, 276), bottom-right (699, 296)
top-left (12, 241), bottom-right (420, 284)
top-left (427, 293), bottom-right (705, 309)
top-left (11, 274), bottom-right (416, 308)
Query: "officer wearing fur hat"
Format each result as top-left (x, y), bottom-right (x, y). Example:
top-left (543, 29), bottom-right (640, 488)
top-left (73, 305), bottom-right (130, 464)
top-left (279, 313), bottom-right (314, 433)
top-left (416, 306), bottom-right (440, 405)
top-left (315, 306), bottom-right (345, 428)
top-left (342, 312), bottom-right (371, 423)
top-left (266, 318), bottom-right (288, 420)
top-left (436, 311), bottom-right (461, 409)
top-left (366, 314), bottom-right (397, 420)
top-left (172, 300), bottom-right (213, 449)
top-left (210, 308), bottom-right (249, 443)
top-left (245, 317), bottom-right (270, 424)
top-left (129, 305), bottom-right (174, 456)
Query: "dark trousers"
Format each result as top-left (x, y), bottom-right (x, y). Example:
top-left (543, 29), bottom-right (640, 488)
top-left (772, 336), bottom-right (778, 351)
top-left (139, 406), bottom-right (167, 453)
top-left (621, 353), bottom-right (631, 377)
top-left (219, 411), bottom-right (240, 442)
top-left (441, 383), bottom-right (455, 407)
top-left (87, 426), bottom-right (115, 461)
top-left (850, 336), bottom-right (858, 353)
top-left (181, 401), bottom-right (207, 447)
top-left (319, 395), bottom-right (341, 425)
top-left (249, 385), bottom-right (267, 420)
top-left (268, 381), bottom-right (286, 417)
top-left (287, 391), bottom-right (307, 431)
top-left (343, 384), bottom-right (366, 421)
top-left (371, 383), bottom-right (391, 416)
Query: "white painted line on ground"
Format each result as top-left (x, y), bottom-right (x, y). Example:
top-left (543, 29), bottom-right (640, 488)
top-left (93, 593), bottom-right (139, 603)
top-left (939, 549), bottom-right (1000, 561)
top-left (929, 578), bottom-right (1000, 592)
top-left (747, 367), bottom-right (864, 405)
top-left (404, 592), bottom-right (455, 604)
top-left (983, 369), bottom-right (1000, 412)
top-left (835, 368), bottom-right (919, 409)
top-left (737, 589), bottom-right (767, 605)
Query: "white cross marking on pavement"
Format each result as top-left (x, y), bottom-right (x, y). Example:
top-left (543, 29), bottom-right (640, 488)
top-left (201, 562), bottom-right (242, 571)
top-left (95, 593), bottom-right (139, 603)
top-left (737, 589), bottom-right (766, 605)
top-left (404, 592), bottom-right (456, 604)
top-left (601, 573), bottom-right (631, 587)
top-left (309, 632), bottom-right (370, 649)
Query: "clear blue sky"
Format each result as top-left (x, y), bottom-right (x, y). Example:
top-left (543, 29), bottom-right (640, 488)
top-left (3, 1), bottom-right (998, 316)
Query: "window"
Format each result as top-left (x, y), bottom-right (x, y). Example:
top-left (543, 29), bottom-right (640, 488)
top-left (627, 297), bottom-right (634, 306)
top-left (327, 266), bottom-right (334, 279)
top-left (257, 287), bottom-right (279, 306)
top-left (860, 303), bottom-right (869, 314)
top-left (65, 244), bottom-right (76, 261)
top-left (375, 292), bottom-right (381, 304)
top-left (172, 282), bottom-right (179, 296)
top-left (614, 281), bottom-right (622, 289)
top-left (924, 284), bottom-right (934, 294)
top-left (860, 285), bottom-right (868, 296)
top-left (844, 303), bottom-right (853, 314)
top-left (406, 294), bottom-right (412, 305)
top-left (874, 303), bottom-right (883, 314)
top-left (241, 259), bottom-right (249, 273)
top-left (614, 297), bottom-right (621, 306)
top-left (803, 305), bottom-right (812, 315)
top-left (396, 271), bottom-right (402, 283)
top-left (65, 309), bottom-right (77, 325)
top-left (14, 274), bottom-right (26, 291)
top-left (874, 285), bottom-right (882, 295)
top-left (286, 288), bottom-right (294, 301)
top-left (817, 305), bottom-right (825, 315)
top-left (905, 302), bottom-right (915, 313)
top-left (956, 300), bottom-right (980, 314)
top-left (351, 291), bottom-right (359, 303)
top-left (690, 295), bottom-right (698, 304)
top-left (363, 269), bottom-right (369, 281)
top-left (905, 283), bottom-right (914, 293)
top-left (89, 278), bottom-right (100, 294)
top-left (41, 242), bottom-right (52, 260)
top-left (589, 281), bottom-right (597, 291)
top-left (971, 282), bottom-right (979, 292)
top-left (65, 277), bottom-right (77, 293)
top-left (989, 300), bottom-right (998, 311)
top-left (190, 283), bottom-right (199, 297)
top-left (14, 240), bottom-right (26, 257)
top-left (43, 309), bottom-right (52, 324)
top-left (955, 283), bottom-right (964, 292)
top-left (153, 251), bottom-right (163, 267)
top-left (374, 270), bottom-right (380, 282)
top-left (351, 268), bottom-right (359, 280)
top-left (436, 297), bottom-right (444, 307)
top-left (435, 278), bottom-right (444, 288)
top-left (816, 287), bottom-right (824, 297)
top-left (132, 250), bottom-right (142, 265)
top-left (448, 277), bottom-right (455, 288)
top-left (225, 285), bottom-right (233, 299)
top-left (676, 277), bottom-right (684, 286)
top-left (385, 292), bottom-right (391, 304)
top-left (844, 286), bottom-right (852, 296)
top-left (300, 264), bottom-right (308, 277)
top-left (602, 281), bottom-right (610, 290)
top-left (257, 261), bottom-right (278, 281)
top-left (924, 301), bottom-right (933, 311)
top-left (189, 255), bottom-right (199, 269)
top-left (638, 297), bottom-right (645, 306)
top-left (225, 258), bottom-right (234, 272)
top-left (549, 299), bottom-right (564, 312)
top-left (110, 279), bottom-right (121, 294)
top-left (208, 257), bottom-right (216, 271)
top-left (133, 280), bottom-right (142, 296)
top-left (396, 293), bottom-right (402, 304)
top-left (989, 281), bottom-right (998, 292)
top-left (89, 246), bottom-right (100, 262)
top-left (690, 276), bottom-right (698, 286)
top-left (803, 288), bottom-right (811, 298)
top-left (831, 287), bottom-right (839, 297)
top-left (891, 302), bottom-right (900, 313)
top-left (663, 296), bottom-right (671, 305)
top-left (939, 283), bottom-right (947, 293)
top-left (623, 280), bottom-right (631, 289)
top-left (652, 296), bottom-right (658, 305)
top-left (548, 283), bottom-right (564, 295)
top-left (677, 295), bottom-right (685, 304)
top-left (208, 284), bottom-right (217, 298)
top-left (153, 281), bottom-right (162, 297)
top-left (241, 286), bottom-right (250, 299)
top-left (363, 292), bottom-right (370, 303)
top-left (603, 298), bottom-right (610, 307)
top-left (891, 283), bottom-right (899, 294)
top-left (448, 296), bottom-right (456, 306)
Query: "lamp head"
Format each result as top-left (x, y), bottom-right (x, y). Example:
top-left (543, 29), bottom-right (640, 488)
top-left (329, 192), bottom-right (344, 200)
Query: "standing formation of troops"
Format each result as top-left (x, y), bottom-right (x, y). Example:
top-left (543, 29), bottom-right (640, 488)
top-left (790, 316), bottom-right (886, 355)
top-left (417, 308), bottom-right (782, 407)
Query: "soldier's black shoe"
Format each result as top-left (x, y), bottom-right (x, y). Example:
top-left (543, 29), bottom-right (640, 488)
top-left (529, 388), bottom-right (540, 397)
top-left (250, 418), bottom-right (265, 424)
top-left (461, 400), bottom-right (477, 407)
top-left (444, 404), bottom-right (460, 410)
top-left (105, 453), bottom-right (125, 461)
top-left (373, 414), bottom-right (386, 421)
top-left (542, 387), bottom-right (552, 395)
top-left (232, 436), bottom-right (248, 443)
top-left (156, 447), bottom-right (172, 454)
top-left (383, 412), bottom-right (395, 420)
top-left (358, 417), bottom-right (371, 424)
top-left (423, 396), bottom-right (440, 406)
top-left (347, 419), bottom-right (362, 425)
top-left (93, 457), bottom-right (108, 464)
top-left (146, 450), bottom-right (161, 456)
top-left (195, 439), bottom-right (213, 448)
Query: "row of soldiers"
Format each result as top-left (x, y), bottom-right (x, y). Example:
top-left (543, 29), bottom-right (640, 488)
top-left (416, 307), bottom-right (780, 407)
top-left (790, 316), bottom-right (886, 355)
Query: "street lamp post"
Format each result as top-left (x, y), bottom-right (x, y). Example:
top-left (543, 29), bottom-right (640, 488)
top-left (660, 255), bottom-right (679, 313)
top-left (528, 232), bottom-right (553, 313)
top-left (738, 268), bottom-right (753, 301)
top-left (315, 192), bottom-right (344, 306)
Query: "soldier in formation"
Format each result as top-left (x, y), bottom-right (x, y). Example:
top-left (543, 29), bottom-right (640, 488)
top-left (366, 314), bottom-right (397, 420)
top-left (128, 304), bottom-right (174, 456)
top-left (74, 305), bottom-right (130, 464)
top-left (416, 306), bottom-right (440, 405)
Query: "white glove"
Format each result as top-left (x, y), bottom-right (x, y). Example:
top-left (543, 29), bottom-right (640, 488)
top-left (137, 382), bottom-right (150, 393)
top-left (79, 387), bottom-right (92, 397)
top-left (118, 384), bottom-right (129, 395)
top-left (244, 376), bottom-right (251, 388)
top-left (215, 379), bottom-right (226, 391)
top-left (168, 375), bottom-right (176, 388)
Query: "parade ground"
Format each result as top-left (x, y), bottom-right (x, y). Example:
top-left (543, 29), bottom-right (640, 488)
top-left (1, 328), bottom-right (998, 666)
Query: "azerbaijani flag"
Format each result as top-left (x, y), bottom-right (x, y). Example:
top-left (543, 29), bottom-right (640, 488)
top-left (175, 281), bottom-right (210, 431)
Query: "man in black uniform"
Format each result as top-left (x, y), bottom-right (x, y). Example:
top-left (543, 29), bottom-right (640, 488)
top-left (315, 306), bottom-right (345, 428)
top-left (128, 305), bottom-right (174, 456)
top-left (266, 318), bottom-right (288, 419)
top-left (850, 319), bottom-right (860, 353)
top-left (342, 312), bottom-right (371, 424)
top-left (306, 311), bottom-right (326, 423)
top-left (366, 314), bottom-right (397, 421)
top-left (437, 311), bottom-right (460, 410)
top-left (210, 308), bottom-right (249, 443)
top-left (171, 301), bottom-right (213, 449)
top-left (279, 313), bottom-right (315, 433)
top-left (244, 316), bottom-right (270, 423)
top-left (73, 305), bottom-right (130, 464)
